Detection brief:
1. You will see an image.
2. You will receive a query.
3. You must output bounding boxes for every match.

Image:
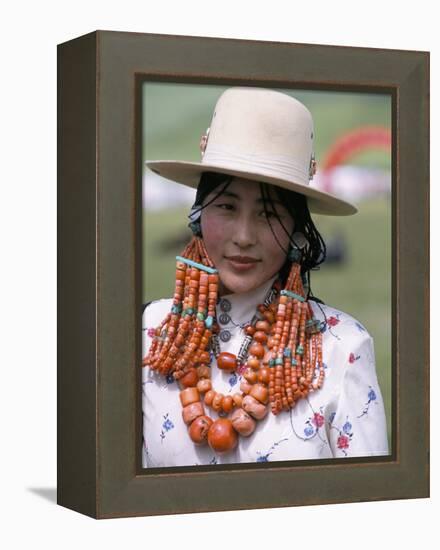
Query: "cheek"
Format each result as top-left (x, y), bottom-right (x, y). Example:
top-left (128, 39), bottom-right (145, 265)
top-left (201, 216), bottom-right (225, 258)
top-left (266, 222), bottom-right (292, 249)
top-left (262, 222), bottom-right (292, 263)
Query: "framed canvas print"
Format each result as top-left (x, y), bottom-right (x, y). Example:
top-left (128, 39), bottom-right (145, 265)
top-left (57, 30), bottom-right (429, 518)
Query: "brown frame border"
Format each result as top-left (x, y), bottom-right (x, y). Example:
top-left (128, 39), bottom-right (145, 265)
top-left (57, 30), bottom-right (429, 519)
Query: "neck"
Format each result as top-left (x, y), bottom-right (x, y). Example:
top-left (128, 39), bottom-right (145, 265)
top-left (217, 276), bottom-right (279, 299)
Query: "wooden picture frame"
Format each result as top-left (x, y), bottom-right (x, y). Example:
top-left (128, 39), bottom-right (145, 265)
top-left (57, 30), bottom-right (429, 518)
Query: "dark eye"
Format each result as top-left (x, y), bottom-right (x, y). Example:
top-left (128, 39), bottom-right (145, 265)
top-left (216, 203), bottom-right (234, 211)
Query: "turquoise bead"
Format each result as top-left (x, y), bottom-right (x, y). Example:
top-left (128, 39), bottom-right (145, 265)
top-left (296, 345), bottom-right (304, 355)
top-left (205, 316), bottom-right (214, 329)
top-left (275, 357), bottom-right (283, 365)
top-left (197, 312), bottom-right (205, 321)
top-left (283, 348), bottom-right (292, 357)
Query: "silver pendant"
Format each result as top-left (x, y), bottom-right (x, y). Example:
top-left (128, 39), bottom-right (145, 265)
top-left (219, 329), bottom-right (231, 342)
top-left (219, 298), bottom-right (232, 312)
top-left (219, 313), bottom-right (231, 325)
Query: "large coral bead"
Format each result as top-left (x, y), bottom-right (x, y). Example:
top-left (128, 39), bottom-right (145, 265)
top-left (207, 418), bottom-right (238, 453)
top-left (188, 415), bottom-right (214, 445)
top-left (216, 352), bottom-right (237, 371)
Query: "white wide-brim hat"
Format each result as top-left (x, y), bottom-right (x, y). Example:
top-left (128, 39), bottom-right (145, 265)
top-left (146, 87), bottom-right (357, 216)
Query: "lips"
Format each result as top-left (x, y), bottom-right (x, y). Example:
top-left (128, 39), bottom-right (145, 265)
top-left (225, 255), bottom-right (260, 264)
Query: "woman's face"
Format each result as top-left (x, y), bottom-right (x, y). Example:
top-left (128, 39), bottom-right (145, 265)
top-left (200, 177), bottom-right (295, 295)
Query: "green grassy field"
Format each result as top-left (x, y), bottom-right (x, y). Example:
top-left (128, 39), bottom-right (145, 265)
top-left (142, 197), bottom-right (392, 447)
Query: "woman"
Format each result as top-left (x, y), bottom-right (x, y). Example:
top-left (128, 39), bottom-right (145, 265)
top-left (142, 87), bottom-right (388, 467)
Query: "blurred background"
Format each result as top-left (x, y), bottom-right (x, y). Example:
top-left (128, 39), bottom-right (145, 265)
top-left (142, 82), bottom-right (392, 446)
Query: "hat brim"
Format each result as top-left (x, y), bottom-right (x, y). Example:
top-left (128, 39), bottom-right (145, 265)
top-left (145, 160), bottom-right (357, 216)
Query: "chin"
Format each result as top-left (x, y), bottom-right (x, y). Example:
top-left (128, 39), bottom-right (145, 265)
top-left (220, 272), bottom-right (261, 295)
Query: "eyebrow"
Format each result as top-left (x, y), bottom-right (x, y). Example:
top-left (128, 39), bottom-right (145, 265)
top-left (217, 191), bottom-right (284, 207)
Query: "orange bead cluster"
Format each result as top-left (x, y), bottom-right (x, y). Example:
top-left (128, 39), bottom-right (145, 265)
top-left (143, 236), bottom-right (324, 454)
top-left (143, 236), bottom-right (217, 380)
top-left (267, 262), bottom-right (324, 415)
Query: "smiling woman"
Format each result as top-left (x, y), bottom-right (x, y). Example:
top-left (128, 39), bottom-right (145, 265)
top-left (141, 87), bottom-right (389, 467)
top-left (200, 178), bottom-right (295, 295)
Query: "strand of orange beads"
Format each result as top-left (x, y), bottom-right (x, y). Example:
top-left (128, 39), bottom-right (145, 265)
top-left (268, 260), bottom-right (307, 413)
top-left (286, 300), bottom-right (300, 403)
top-left (175, 270), bottom-right (212, 382)
top-left (287, 299), bottom-right (302, 405)
top-left (171, 239), bottom-right (211, 379)
top-left (280, 298), bottom-right (294, 411)
top-left (172, 242), bottom-right (218, 378)
top-left (145, 239), bottom-right (196, 375)
top-left (268, 292), bottom-right (294, 414)
top-left (142, 312), bottom-right (171, 366)
top-left (147, 264), bottom-right (186, 373)
top-left (172, 267), bottom-right (201, 378)
top-left (306, 301), bottom-right (325, 391)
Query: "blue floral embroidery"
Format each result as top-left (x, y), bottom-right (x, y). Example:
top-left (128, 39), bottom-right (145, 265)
top-left (257, 455), bottom-right (269, 462)
top-left (357, 386), bottom-right (378, 418)
top-left (160, 413), bottom-right (175, 442)
top-left (166, 373), bottom-right (175, 385)
top-left (256, 438), bottom-right (289, 462)
top-left (329, 411), bottom-right (336, 425)
top-left (304, 422), bottom-right (315, 437)
top-left (343, 421), bottom-right (352, 434)
top-left (355, 321), bottom-right (367, 333)
top-left (290, 404), bottom-right (328, 451)
top-left (228, 372), bottom-right (238, 387)
top-left (302, 411), bottom-right (326, 439)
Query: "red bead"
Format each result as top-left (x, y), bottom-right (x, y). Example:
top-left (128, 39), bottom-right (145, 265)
top-left (249, 342), bottom-right (265, 358)
top-left (180, 368), bottom-right (198, 388)
top-left (207, 419), bottom-right (238, 453)
top-left (188, 415), bottom-right (213, 445)
top-left (253, 331), bottom-right (268, 344)
top-left (217, 352), bottom-right (237, 371)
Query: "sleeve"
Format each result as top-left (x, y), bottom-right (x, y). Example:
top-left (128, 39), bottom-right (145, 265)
top-left (327, 334), bottom-right (389, 458)
top-left (141, 305), bottom-right (151, 468)
top-left (141, 301), bottom-right (163, 469)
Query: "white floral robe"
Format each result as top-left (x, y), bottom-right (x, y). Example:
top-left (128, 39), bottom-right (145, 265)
top-left (142, 276), bottom-right (389, 467)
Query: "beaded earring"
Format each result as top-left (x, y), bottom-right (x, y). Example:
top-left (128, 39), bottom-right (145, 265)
top-left (142, 230), bottom-right (324, 453)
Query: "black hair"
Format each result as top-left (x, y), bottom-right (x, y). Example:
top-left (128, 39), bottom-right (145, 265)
top-left (189, 171), bottom-right (326, 301)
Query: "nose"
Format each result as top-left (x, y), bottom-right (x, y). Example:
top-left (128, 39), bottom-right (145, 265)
top-left (232, 214), bottom-right (257, 248)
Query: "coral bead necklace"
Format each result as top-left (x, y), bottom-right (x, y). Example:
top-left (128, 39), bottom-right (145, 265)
top-left (143, 236), bottom-right (324, 454)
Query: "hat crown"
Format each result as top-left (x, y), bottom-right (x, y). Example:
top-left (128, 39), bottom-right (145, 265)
top-left (203, 87), bottom-right (314, 185)
top-left (145, 86), bottom-right (357, 215)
